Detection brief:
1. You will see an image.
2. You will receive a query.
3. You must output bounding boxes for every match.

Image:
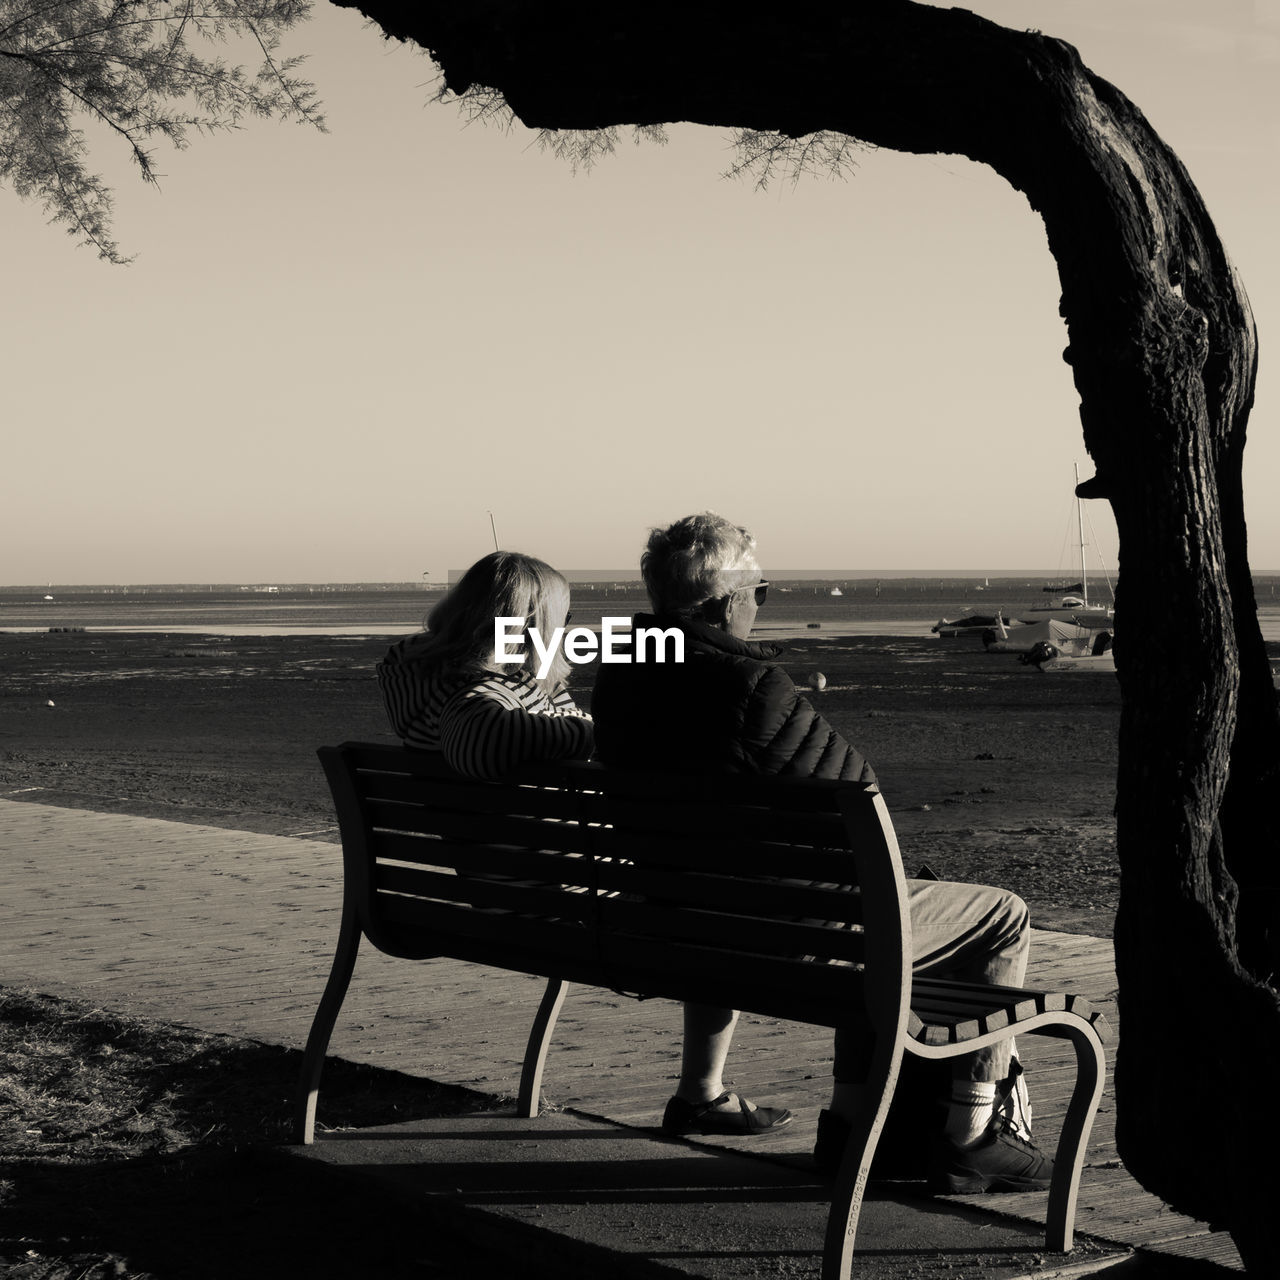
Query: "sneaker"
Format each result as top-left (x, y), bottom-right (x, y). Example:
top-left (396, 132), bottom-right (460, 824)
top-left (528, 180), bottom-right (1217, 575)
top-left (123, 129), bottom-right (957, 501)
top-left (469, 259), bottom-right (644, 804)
top-left (927, 1116), bottom-right (1054, 1194)
top-left (661, 1092), bottom-right (794, 1137)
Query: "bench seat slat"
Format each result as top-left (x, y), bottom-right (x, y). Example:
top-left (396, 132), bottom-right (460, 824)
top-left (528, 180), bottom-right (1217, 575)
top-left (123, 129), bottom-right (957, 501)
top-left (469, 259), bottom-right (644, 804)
top-left (914, 1021), bottom-right (959, 1047)
top-left (907, 981), bottom-right (1101, 1045)
top-left (910, 994), bottom-right (1013, 1025)
top-left (913, 979), bottom-right (1099, 1025)
top-left (909, 997), bottom-right (1007, 1038)
top-left (911, 978), bottom-right (1043, 1023)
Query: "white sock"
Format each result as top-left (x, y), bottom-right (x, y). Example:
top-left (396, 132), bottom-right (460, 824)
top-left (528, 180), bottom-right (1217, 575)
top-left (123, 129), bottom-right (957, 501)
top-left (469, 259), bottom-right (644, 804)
top-left (944, 1081), bottom-right (998, 1148)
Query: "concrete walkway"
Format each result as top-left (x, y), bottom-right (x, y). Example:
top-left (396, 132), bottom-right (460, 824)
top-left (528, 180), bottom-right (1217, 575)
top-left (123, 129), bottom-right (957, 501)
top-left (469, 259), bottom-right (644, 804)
top-left (0, 798), bottom-right (1242, 1276)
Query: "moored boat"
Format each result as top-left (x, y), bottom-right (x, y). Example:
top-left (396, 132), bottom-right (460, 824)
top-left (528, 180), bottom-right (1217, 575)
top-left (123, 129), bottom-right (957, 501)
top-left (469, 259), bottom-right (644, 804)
top-left (1034, 651), bottom-right (1117, 673)
top-left (1023, 463), bottom-right (1114, 624)
top-left (932, 612), bottom-right (1016, 638)
top-left (984, 616), bottom-right (1111, 655)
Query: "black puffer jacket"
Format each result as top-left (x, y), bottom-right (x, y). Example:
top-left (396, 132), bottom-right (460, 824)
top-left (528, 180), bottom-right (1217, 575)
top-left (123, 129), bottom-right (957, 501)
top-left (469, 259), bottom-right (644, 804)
top-left (590, 614), bottom-right (877, 784)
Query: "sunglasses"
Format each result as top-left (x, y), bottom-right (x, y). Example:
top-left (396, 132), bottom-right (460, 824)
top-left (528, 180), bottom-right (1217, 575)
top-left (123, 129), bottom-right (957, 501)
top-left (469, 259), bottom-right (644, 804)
top-left (726, 580), bottom-right (769, 607)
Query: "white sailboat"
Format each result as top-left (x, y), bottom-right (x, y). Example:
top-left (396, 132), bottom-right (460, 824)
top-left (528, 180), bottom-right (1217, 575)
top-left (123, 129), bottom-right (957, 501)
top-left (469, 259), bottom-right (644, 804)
top-left (983, 465), bottom-right (1116, 669)
top-left (1024, 463), bottom-right (1114, 624)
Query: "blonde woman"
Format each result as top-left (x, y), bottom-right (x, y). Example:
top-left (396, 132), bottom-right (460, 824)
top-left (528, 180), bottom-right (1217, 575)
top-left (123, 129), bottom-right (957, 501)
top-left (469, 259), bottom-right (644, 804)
top-left (378, 551), bottom-right (592, 780)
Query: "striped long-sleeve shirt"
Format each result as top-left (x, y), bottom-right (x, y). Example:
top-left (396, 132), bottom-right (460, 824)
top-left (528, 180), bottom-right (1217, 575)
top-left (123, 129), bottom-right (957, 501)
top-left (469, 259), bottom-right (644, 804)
top-left (377, 636), bottom-right (593, 781)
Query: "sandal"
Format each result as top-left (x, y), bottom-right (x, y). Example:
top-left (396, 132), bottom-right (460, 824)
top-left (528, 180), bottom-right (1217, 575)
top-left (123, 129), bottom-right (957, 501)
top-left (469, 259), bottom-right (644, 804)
top-left (661, 1092), bottom-right (794, 1136)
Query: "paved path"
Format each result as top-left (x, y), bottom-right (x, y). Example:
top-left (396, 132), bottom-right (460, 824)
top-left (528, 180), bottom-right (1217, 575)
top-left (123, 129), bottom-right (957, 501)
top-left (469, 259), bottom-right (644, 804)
top-left (0, 797), bottom-right (1242, 1273)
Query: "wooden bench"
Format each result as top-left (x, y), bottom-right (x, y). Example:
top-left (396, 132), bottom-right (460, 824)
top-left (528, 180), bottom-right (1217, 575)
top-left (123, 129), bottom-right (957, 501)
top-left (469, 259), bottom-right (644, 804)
top-left (296, 741), bottom-right (1108, 1280)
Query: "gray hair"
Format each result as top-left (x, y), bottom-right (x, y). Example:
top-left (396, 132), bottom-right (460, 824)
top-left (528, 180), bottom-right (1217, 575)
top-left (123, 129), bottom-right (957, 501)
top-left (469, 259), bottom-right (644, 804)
top-left (641, 512), bottom-right (761, 615)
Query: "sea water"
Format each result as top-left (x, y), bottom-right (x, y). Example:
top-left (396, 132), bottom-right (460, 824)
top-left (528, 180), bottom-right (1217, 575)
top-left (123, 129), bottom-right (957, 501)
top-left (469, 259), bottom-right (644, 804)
top-left (3, 580), bottom-right (1280, 642)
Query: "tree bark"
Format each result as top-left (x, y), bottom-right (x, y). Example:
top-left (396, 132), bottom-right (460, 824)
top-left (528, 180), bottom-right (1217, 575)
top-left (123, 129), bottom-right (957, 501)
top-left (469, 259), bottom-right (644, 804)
top-left (337, 1), bottom-right (1280, 1266)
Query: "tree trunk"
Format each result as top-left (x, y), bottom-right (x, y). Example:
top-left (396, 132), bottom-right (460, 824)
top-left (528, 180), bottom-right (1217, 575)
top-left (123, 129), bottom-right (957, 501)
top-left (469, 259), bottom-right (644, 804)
top-left (337, 1), bottom-right (1280, 1266)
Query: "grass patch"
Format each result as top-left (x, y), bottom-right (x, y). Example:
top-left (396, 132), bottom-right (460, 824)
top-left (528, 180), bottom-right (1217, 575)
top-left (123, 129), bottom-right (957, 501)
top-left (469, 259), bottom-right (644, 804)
top-left (0, 986), bottom-right (511, 1279)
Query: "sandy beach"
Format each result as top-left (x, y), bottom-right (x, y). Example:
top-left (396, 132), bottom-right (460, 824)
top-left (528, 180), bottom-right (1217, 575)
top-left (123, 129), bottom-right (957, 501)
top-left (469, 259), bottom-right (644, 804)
top-left (0, 625), bottom-right (1136, 937)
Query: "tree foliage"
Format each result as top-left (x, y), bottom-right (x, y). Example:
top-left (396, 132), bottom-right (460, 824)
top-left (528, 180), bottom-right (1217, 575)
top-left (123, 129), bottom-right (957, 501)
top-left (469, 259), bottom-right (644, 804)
top-left (454, 80), bottom-right (864, 189)
top-left (723, 129), bottom-right (866, 190)
top-left (0, 0), bottom-right (323, 262)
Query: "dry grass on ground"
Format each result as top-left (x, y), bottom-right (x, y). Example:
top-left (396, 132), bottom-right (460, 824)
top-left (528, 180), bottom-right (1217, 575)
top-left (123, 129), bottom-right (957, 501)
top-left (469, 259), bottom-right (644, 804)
top-left (0, 986), bottom-right (522, 1280)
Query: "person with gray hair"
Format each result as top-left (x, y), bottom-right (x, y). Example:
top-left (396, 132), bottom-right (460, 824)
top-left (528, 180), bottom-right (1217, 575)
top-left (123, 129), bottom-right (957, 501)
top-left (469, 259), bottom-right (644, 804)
top-left (591, 512), bottom-right (1051, 1196)
top-left (598, 512), bottom-right (876, 779)
top-left (641, 510), bottom-right (764, 615)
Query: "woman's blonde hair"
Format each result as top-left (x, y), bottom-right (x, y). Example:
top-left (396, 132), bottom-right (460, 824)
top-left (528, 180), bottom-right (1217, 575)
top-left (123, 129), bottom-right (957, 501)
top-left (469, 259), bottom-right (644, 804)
top-left (641, 512), bottom-right (760, 616)
top-left (416, 551), bottom-right (572, 687)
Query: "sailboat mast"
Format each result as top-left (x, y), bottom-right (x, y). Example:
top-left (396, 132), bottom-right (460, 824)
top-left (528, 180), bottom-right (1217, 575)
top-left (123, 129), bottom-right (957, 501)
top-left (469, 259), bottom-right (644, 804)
top-left (1074, 461), bottom-right (1087, 608)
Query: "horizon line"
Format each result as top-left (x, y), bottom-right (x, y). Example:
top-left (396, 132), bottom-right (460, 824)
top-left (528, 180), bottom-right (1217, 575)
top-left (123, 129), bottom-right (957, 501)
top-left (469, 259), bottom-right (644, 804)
top-left (7, 569), bottom-right (1280, 589)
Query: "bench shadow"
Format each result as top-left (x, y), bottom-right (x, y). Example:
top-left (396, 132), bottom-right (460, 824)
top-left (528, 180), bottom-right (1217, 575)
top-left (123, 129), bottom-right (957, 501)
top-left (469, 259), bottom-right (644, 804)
top-left (0, 1145), bottom-right (568, 1280)
top-left (296, 1118), bottom-right (1099, 1275)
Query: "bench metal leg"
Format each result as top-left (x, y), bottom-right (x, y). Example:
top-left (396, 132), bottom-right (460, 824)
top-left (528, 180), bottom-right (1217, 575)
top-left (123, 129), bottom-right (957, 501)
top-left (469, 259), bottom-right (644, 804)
top-left (1044, 1022), bottom-right (1107, 1251)
top-left (821, 1037), bottom-right (904, 1280)
top-left (517, 976), bottom-right (569, 1118)
top-left (294, 904), bottom-right (361, 1145)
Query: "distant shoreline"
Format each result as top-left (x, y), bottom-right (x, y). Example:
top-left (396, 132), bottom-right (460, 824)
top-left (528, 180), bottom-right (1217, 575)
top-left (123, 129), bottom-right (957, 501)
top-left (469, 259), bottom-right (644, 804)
top-left (6, 571), bottom-right (1280, 591)
top-left (0, 620), bottom-right (941, 640)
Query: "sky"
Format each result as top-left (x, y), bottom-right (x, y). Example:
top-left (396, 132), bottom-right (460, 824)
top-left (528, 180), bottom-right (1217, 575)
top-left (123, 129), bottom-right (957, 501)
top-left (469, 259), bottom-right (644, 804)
top-left (3, 1), bottom-right (1277, 584)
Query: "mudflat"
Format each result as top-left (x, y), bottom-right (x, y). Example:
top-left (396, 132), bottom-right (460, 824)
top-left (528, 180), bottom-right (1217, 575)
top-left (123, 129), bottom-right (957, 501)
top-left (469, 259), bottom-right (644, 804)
top-left (1, 628), bottom-right (1127, 935)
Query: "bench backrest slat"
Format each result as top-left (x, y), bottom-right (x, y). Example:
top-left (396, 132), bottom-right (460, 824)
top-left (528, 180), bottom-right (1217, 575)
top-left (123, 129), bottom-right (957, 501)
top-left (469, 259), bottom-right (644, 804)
top-left (598, 896), bottom-right (868, 964)
top-left (566, 827), bottom-right (866, 882)
top-left (595, 932), bottom-right (864, 1024)
top-left (374, 890), bottom-right (864, 1015)
top-left (378, 893), bottom-right (604, 961)
top-left (366, 800), bottom-right (595, 855)
top-left (376, 863), bottom-right (600, 921)
top-left (373, 829), bottom-right (596, 880)
top-left (582, 795), bottom-right (850, 846)
top-left (593, 863), bottom-right (864, 923)
top-left (375, 862), bottom-right (870, 965)
top-left (361, 773), bottom-right (861, 876)
top-left (362, 772), bottom-right (590, 821)
top-left (369, 796), bottom-right (864, 885)
top-left (375, 843), bottom-right (869, 935)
